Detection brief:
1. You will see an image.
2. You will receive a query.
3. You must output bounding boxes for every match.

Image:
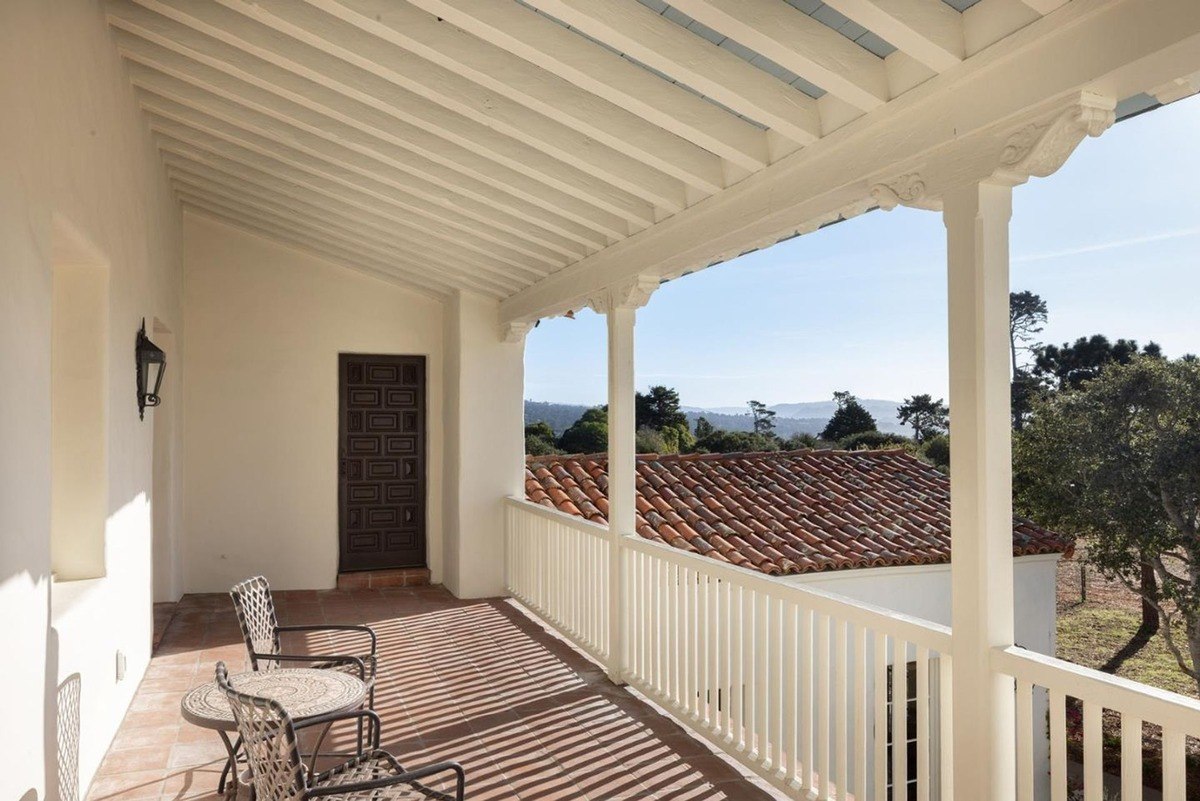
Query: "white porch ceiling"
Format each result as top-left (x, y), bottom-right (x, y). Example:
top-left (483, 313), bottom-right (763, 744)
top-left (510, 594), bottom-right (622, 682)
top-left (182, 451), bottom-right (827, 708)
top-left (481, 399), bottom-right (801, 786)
top-left (105, 0), bottom-right (1106, 302)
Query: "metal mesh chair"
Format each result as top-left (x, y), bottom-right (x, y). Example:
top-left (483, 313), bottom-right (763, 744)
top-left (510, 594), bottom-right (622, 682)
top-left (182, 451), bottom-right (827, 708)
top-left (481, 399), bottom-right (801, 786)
top-left (230, 576), bottom-right (378, 702)
top-left (216, 662), bottom-right (465, 801)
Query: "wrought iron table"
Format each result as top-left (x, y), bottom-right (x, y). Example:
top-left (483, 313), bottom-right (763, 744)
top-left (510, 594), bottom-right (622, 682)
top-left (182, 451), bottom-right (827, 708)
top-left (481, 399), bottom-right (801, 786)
top-left (181, 668), bottom-right (367, 798)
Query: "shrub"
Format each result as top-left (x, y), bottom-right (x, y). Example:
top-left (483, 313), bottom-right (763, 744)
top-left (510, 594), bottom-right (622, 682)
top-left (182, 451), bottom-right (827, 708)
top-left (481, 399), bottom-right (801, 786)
top-left (838, 430), bottom-right (910, 450)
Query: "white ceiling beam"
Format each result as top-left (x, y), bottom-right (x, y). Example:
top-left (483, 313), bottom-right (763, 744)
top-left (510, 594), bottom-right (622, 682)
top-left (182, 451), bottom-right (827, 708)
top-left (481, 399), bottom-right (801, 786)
top-left (113, 1), bottom-right (659, 231)
top-left (1018, 0), bottom-right (1069, 15)
top-left (159, 150), bottom-right (554, 279)
top-left (164, 160), bottom-right (545, 285)
top-left (175, 188), bottom-right (509, 299)
top-left (139, 93), bottom-right (612, 254)
top-left (501, 0), bottom-right (1200, 323)
top-left (153, 130), bottom-right (581, 269)
top-left (821, 0), bottom-right (965, 73)
top-left (304, 0), bottom-right (726, 196)
top-left (180, 203), bottom-right (454, 299)
top-left (667, 0), bottom-right (890, 112)
top-left (169, 171), bottom-right (523, 296)
top-left (142, 0), bottom-right (683, 218)
top-left (121, 53), bottom-right (630, 246)
top-left (403, 0), bottom-right (769, 173)
top-left (520, 0), bottom-right (822, 145)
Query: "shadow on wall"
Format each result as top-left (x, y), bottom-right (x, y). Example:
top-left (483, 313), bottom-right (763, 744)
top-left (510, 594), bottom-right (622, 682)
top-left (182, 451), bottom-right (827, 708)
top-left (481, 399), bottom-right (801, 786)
top-left (56, 672), bottom-right (81, 801)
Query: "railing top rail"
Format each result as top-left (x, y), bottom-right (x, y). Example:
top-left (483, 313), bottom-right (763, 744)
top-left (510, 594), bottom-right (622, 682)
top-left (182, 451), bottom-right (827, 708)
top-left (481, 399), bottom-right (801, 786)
top-left (505, 496), bottom-right (611, 536)
top-left (993, 645), bottom-right (1200, 735)
top-left (622, 528), bottom-right (952, 652)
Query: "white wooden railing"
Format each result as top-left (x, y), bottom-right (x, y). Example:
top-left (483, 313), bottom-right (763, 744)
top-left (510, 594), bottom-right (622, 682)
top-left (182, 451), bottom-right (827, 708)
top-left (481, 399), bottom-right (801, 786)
top-left (506, 498), bottom-right (952, 800)
top-left (994, 645), bottom-right (1200, 801)
top-left (504, 498), bottom-right (610, 663)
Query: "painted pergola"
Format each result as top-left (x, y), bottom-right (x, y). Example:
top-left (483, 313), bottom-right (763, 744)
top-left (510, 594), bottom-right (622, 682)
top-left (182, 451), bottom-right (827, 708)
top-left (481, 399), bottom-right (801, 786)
top-left (102, 1), bottom-right (1200, 800)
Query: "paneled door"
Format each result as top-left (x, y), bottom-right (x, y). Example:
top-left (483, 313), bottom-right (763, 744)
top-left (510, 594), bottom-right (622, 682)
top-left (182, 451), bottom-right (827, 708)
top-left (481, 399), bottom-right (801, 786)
top-left (338, 354), bottom-right (426, 572)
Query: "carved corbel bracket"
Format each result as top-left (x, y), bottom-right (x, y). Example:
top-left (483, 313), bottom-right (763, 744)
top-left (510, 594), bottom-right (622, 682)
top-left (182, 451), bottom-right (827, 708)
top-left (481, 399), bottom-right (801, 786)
top-left (586, 274), bottom-right (661, 315)
top-left (869, 173), bottom-right (942, 212)
top-left (992, 92), bottom-right (1116, 186)
top-left (500, 319), bottom-right (535, 343)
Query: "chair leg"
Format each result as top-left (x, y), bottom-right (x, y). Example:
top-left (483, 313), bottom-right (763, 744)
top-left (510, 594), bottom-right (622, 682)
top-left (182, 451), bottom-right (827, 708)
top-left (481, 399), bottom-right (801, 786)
top-left (216, 730), bottom-right (241, 797)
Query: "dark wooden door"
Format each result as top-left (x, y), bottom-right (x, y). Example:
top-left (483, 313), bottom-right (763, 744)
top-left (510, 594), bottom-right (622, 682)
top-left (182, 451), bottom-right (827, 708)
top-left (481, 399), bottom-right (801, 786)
top-left (338, 354), bottom-right (426, 572)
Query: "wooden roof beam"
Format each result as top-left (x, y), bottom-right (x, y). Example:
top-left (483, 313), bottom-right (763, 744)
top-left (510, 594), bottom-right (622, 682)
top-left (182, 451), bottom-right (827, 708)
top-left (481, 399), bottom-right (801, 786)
top-left (307, 0), bottom-right (727, 196)
top-left (821, 0), bottom-right (965, 73)
top-left (403, 0), bottom-right (771, 173)
top-left (668, 0), bottom-right (891, 112)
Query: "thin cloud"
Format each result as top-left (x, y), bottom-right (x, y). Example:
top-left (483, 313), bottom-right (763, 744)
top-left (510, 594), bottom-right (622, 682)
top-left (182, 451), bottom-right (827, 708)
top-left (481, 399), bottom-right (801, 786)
top-left (1015, 227), bottom-right (1200, 264)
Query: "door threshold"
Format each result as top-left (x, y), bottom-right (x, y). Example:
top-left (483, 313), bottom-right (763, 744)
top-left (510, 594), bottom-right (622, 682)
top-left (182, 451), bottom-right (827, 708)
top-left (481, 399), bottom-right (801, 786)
top-left (336, 567), bottom-right (430, 590)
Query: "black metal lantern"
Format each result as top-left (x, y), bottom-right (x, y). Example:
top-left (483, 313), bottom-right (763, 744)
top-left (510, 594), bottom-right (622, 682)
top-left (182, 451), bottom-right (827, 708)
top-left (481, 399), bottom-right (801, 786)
top-left (136, 319), bottom-right (166, 420)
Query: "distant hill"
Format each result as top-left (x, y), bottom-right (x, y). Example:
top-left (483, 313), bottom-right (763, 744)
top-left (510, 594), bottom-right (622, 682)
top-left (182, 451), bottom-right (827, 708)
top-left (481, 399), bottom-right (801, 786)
top-left (526, 398), bottom-right (906, 437)
top-left (524, 401), bottom-right (594, 435)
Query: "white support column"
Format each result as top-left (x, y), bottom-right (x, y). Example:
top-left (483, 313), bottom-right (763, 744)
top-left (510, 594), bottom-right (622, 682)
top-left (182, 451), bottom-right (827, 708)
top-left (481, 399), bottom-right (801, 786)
top-left (943, 180), bottom-right (1015, 801)
top-left (590, 276), bottom-right (658, 684)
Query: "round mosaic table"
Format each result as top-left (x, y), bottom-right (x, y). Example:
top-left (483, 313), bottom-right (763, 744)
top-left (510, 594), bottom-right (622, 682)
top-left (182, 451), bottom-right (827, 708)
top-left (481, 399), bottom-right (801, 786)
top-left (181, 668), bottom-right (367, 798)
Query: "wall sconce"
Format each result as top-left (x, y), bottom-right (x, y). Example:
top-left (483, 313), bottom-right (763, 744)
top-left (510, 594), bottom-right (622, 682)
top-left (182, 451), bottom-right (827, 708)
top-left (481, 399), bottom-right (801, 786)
top-left (136, 319), bottom-right (166, 420)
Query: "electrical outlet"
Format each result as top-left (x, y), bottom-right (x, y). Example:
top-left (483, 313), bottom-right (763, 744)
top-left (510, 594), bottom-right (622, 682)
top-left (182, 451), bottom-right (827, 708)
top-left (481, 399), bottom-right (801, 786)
top-left (116, 650), bottom-right (127, 682)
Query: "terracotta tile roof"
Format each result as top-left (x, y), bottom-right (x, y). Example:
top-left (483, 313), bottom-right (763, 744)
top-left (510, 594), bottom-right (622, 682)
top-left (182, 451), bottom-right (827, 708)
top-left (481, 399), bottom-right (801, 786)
top-left (525, 449), bottom-right (1069, 577)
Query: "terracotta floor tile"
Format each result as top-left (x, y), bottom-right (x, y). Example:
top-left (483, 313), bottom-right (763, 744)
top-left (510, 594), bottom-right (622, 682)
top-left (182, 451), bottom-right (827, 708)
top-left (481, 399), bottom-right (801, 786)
top-left (87, 589), bottom-right (781, 801)
top-left (87, 770), bottom-right (164, 801)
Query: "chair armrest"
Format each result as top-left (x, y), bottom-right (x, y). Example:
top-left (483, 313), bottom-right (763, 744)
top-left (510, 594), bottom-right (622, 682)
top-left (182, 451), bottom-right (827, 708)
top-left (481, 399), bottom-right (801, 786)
top-left (306, 760), bottom-right (465, 801)
top-left (251, 651), bottom-right (367, 680)
top-left (277, 624), bottom-right (377, 657)
top-left (294, 709), bottom-right (381, 750)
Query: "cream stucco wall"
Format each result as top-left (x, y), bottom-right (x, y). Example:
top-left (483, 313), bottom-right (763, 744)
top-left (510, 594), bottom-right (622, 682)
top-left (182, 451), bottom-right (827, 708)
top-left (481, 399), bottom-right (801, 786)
top-left (441, 292), bottom-right (526, 599)
top-left (180, 213), bottom-right (445, 592)
top-left (0, 3), bottom-right (184, 799)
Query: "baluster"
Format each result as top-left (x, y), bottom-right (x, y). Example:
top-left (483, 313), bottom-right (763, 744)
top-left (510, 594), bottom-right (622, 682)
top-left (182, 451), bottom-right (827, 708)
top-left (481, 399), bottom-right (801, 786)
top-left (1083, 699), bottom-right (1102, 801)
top-left (891, 638), bottom-right (907, 801)
top-left (853, 623), bottom-right (867, 801)
top-left (938, 654), bottom-right (953, 798)
top-left (705, 574), bottom-right (716, 727)
top-left (1014, 680), bottom-right (1034, 801)
top-left (670, 561), bottom-right (680, 707)
top-left (816, 613), bottom-right (830, 799)
top-left (834, 618), bottom-right (848, 800)
top-left (732, 583), bottom-right (744, 750)
top-left (718, 577), bottom-right (730, 741)
top-left (783, 600), bottom-right (797, 785)
top-left (685, 566), bottom-right (695, 715)
top-left (1162, 726), bottom-right (1185, 801)
top-left (798, 606), bottom-right (813, 792)
top-left (1120, 714), bottom-right (1142, 801)
top-left (755, 590), bottom-right (770, 765)
top-left (1049, 688), bottom-right (1066, 801)
top-left (915, 646), bottom-right (929, 801)
top-left (873, 632), bottom-right (888, 801)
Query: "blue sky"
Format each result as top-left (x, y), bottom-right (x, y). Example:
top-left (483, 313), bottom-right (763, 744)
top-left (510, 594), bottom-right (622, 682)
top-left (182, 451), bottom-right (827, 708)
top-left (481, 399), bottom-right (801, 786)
top-left (525, 94), bottom-right (1200, 410)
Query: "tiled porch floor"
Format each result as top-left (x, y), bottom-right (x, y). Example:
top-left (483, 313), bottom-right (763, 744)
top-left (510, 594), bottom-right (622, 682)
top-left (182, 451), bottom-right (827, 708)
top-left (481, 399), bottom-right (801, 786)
top-left (88, 586), bottom-right (779, 800)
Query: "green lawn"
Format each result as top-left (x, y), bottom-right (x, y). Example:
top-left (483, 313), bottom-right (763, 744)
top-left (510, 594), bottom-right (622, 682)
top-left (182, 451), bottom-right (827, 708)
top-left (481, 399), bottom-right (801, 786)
top-left (1057, 605), bottom-right (1198, 699)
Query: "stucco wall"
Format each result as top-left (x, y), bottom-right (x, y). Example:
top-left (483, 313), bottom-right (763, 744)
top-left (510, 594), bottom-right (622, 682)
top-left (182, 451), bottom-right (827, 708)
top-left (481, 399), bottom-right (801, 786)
top-left (441, 292), bottom-right (526, 599)
top-left (0, 3), bottom-right (184, 799)
top-left (180, 213), bottom-right (445, 592)
top-left (788, 555), bottom-right (1060, 655)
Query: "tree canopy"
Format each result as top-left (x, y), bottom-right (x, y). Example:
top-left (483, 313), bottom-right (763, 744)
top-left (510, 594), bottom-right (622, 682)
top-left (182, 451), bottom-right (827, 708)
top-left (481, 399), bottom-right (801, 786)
top-left (748, 400), bottom-right (776, 436)
top-left (896, 394), bottom-right (948, 443)
top-left (1014, 355), bottom-right (1200, 692)
top-left (1034, 334), bottom-right (1163, 391)
top-left (525, 421), bottom-right (559, 455)
top-left (557, 406), bottom-right (608, 454)
top-left (821, 391), bottom-right (877, 442)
